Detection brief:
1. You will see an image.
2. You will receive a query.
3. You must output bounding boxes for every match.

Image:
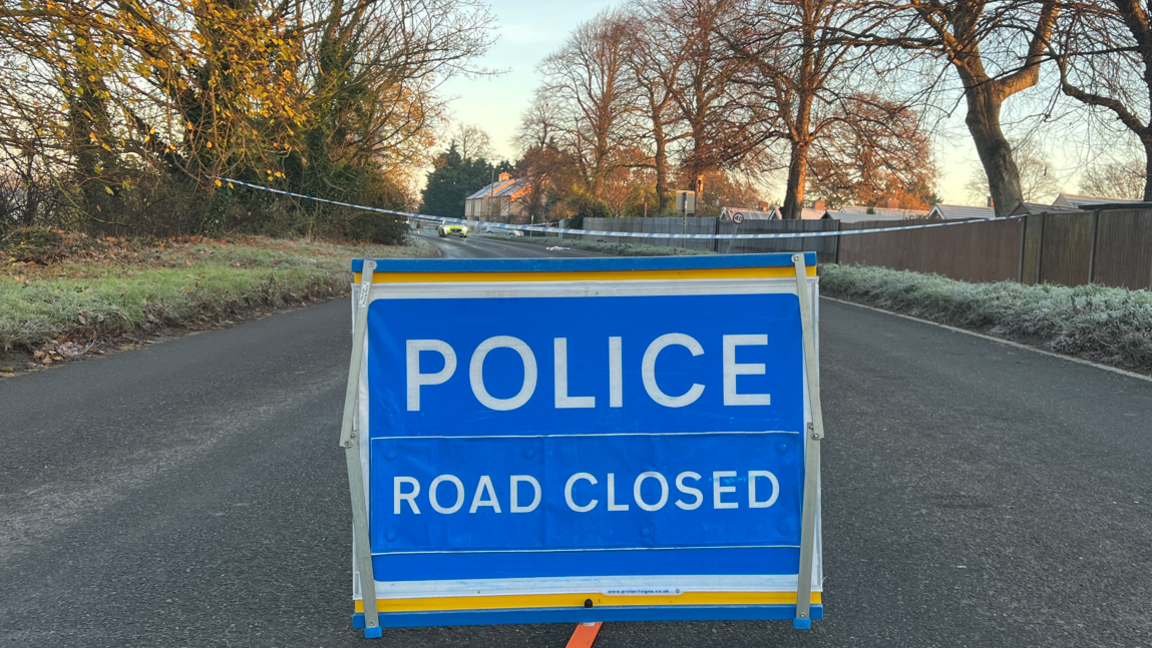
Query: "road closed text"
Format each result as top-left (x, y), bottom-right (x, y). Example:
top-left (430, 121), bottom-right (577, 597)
top-left (392, 470), bottom-right (781, 515)
top-left (406, 334), bottom-right (774, 411)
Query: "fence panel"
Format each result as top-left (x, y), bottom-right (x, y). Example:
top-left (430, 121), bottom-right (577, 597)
top-left (1092, 210), bottom-right (1152, 290)
top-left (1020, 214), bottom-right (1044, 285)
top-left (1039, 212), bottom-right (1094, 287)
top-left (714, 219), bottom-right (839, 263)
top-left (837, 218), bottom-right (1023, 283)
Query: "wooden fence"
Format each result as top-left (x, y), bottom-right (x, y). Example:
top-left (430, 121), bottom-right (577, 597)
top-left (838, 218), bottom-right (1025, 284)
top-left (578, 217), bottom-right (840, 262)
top-left (563, 209), bottom-right (1152, 290)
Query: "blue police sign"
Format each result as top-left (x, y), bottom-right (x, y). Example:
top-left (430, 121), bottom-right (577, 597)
top-left (339, 253), bottom-right (825, 637)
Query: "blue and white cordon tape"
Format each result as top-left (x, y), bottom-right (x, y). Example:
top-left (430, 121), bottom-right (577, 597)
top-left (214, 177), bottom-right (1026, 240)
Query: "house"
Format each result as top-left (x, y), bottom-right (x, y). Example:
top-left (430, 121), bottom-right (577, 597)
top-left (832, 204), bottom-right (930, 223)
top-left (464, 173), bottom-right (533, 223)
top-left (719, 207), bottom-right (776, 221)
top-left (926, 204), bottom-right (998, 220)
top-left (1052, 193), bottom-right (1135, 209)
top-left (768, 200), bottom-right (832, 220)
top-left (928, 199), bottom-right (1087, 220)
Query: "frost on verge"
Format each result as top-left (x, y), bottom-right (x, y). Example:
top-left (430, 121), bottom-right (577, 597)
top-left (820, 264), bottom-right (1152, 372)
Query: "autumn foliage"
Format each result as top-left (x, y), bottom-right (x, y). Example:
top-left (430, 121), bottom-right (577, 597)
top-left (0, 0), bottom-right (493, 240)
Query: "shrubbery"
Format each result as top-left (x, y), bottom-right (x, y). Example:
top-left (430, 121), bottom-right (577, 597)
top-left (2, 170), bottom-right (409, 246)
top-left (821, 264), bottom-right (1152, 372)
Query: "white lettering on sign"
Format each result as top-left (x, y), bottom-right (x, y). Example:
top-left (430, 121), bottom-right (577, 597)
top-left (510, 475), bottom-right (542, 513)
top-left (404, 334), bottom-right (773, 412)
top-left (748, 470), bottom-right (780, 508)
top-left (392, 470), bottom-right (780, 515)
top-left (675, 471), bottom-right (703, 510)
top-left (642, 333), bottom-right (705, 408)
top-left (609, 336), bottom-right (623, 408)
top-left (469, 336), bottom-right (537, 411)
top-left (406, 340), bottom-right (457, 411)
top-left (469, 475), bottom-right (501, 513)
top-left (607, 473), bottom-right (629, 511)
top-left (554, 338), bottom-right (595, 409)
top-left (713, 471), bottom-right (738, 509)
top-left (723, 335), bottom-right (771, 406)
top-left (429, 474), bottom-right (465, 514)
top-left (565, 473), bottom-right (598, 512)
top-left (394, 476), bottom-right (421, 514)
top-left (634, 472), bottom-right (669, 511)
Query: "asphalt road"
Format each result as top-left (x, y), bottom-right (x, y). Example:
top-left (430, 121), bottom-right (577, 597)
top-left (2, 235), bottom-right (1150, 647)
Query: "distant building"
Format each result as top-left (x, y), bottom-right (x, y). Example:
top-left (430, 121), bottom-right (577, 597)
top-left (832, 204), bottom-right (930, 223)
top-left (768, 200), bottom-right (831, 220)
top-left (465, 173), bottom-right (533, 223)
top-left (1052, 193), bottom-right (1134, 209)
top-left (719, 207), bottom-right (776, 221)
top-left (926, 204), bottom-right (998, 220)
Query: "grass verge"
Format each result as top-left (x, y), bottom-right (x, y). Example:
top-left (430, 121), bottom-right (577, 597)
top-left (820, 263), bottom-right (1152, 373)
top-left (1, 230), bottom-right (433, 372)
top-left (479, 232), bottom-right (713, 256)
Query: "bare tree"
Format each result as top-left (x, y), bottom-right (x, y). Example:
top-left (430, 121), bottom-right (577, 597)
top-left (538, 9), bottom-right (642, 199)
top-left (622, 4), bottom-right (687, 214)
top-left (450, 123), bottom-right (495, 162)
top-left (1080, 158), bottom-right (1145, 200)
top-left (514, 89), bottom-right (564, 152)
top-left (722, 0), bottom-right (903, 219)
top-left (1051, 1), bottom-right (1152, 200)
top-left (662, 0), bottom-right (769, 204)
top-left (861, 0), bottom-right (1061, 217)
top-left (807, 96), bottom-right (939, 209)
top-left (964, 137), bottom-right (1061, 204)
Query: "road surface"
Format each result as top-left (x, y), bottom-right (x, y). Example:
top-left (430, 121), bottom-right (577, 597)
top-left (2, 235), bottom-right (1149, 647)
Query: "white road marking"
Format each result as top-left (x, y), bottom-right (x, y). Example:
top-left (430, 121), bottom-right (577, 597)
top-left (823, 296), bottom-right (1152, 385)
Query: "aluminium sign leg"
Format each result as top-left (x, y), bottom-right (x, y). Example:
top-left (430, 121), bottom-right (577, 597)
top-left (339, 260), bottom-right (382, 638)
top-left (791, 254), bottom-right (825, 629)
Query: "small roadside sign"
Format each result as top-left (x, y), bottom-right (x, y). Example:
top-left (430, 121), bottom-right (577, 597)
top-left (338, 253), bottom-right (826, 638)
top-left (732, 212), bottom-right (746, 225)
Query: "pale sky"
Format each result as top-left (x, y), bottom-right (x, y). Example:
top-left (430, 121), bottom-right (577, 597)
top-left (438, 0), bottom-right (618, 161)
top-left (438, 1), bottom-right (1044, 208)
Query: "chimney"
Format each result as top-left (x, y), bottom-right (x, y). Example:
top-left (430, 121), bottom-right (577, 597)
top-left (813, 199), bottom-right (826, 212)
top-left (986, 196), bottom-right (994, 208)
top-left (886, 198), bottom-right (899, 209)
top-left (498, 172), bottom-right (511, 182)
top-left (758, 201), bottom-right (770, 212)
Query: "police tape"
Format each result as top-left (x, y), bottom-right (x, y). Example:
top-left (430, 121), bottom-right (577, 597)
top-left (214, 176), bottom-right (1025, 240)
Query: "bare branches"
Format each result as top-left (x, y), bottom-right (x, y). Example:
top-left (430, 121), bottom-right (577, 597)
top-left (537, 8), bottom-right (643, 198)
top-left (1052, 1), bottom-right (1152, 199)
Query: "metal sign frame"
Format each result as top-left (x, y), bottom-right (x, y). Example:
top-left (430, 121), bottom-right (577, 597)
top-left (339, 253), bottom-right (825, 638)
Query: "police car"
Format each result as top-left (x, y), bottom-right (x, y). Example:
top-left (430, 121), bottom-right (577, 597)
top-left (437, 223), bottom-right (468, 238)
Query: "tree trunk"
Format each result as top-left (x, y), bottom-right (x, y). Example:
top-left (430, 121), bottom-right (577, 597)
top-left (654, 133), bottom-right (669, 214)
top-left (1143, 136), bottom-right (1152, 201)
top-left (964, 83), bottom-right (1024, 217)
top-left (780, 140), bottom-right (810, 220)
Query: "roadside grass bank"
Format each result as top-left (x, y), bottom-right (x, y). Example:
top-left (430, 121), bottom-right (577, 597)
top-left (0, 229), bottom-right (433, 373)
top-left (479, 232), bottom-right (713, 256)
top-left (821, 264), bottom-right (1152, 373)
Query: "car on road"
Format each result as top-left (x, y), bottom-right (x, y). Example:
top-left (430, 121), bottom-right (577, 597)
top-left (438, 223), bottom-right (468, 238)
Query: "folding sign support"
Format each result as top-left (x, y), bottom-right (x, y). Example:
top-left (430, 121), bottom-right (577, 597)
top-left (792, 254), bottom-right (825, 629)
top-left (337, 254), bottom-right (823, 637)
top-left (338, 260), bottom-right (382, 638)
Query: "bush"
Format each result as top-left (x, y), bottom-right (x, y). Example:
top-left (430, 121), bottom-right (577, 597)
top-left (565, 193), bottom-right (612, 222)
top-left (4, 158), bottom-right (412, 245)
top-left (821, 264), bottom-right (1152, 371)
top-left (1, 227), bottom-right (69, 264)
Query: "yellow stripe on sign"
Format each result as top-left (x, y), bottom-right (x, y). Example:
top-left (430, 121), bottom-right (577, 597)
top-left (354, 266), bottom-right (817, 284)
top-left (355, 591), bottom-right (821, 613)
